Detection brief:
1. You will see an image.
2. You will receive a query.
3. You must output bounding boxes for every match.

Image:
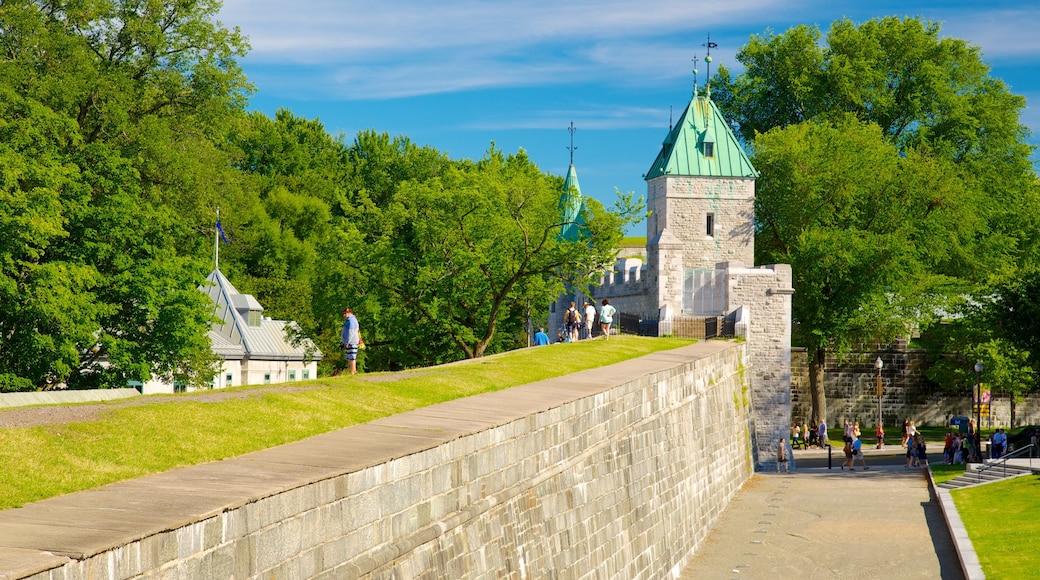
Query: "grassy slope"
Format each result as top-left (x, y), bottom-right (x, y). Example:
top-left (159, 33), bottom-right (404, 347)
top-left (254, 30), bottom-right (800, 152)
top-left (952, 475), bottom-right (1040, 577)
top-left (0, 336), bottom-right (693, 510)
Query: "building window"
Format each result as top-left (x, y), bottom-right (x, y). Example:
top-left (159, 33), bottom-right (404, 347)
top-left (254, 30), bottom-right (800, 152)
top-left (704, 141), bottom-right (714, 157)
top-left (264, 373), bottom-right (271, 384)
top-left (289, 370), bottom-right (296, 381)
top-left (706, 213), bottom-right (715, 237)
top-left (225, 373), bottom-right (233, 387)
top-left (303, 369), bottom-right (310, 380)
top-left (248, 310), bottom-right (262, 327)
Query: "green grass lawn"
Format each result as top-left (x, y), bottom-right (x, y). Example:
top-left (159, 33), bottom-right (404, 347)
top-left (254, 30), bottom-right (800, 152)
top-left (952, 475), bottom-right (1040, 578)
top-left (0, 336), bottom-right (694, 510)
top-left (929, 463), bottom-right (966, 485)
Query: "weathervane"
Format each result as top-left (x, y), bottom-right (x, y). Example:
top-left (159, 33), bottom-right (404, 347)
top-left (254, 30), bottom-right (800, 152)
top-left (691, 54), bottom-right (699, 97)
top-left (703, 33), bottom-right (718, 95)
top-left (567, 121), bottom-right (578, 165)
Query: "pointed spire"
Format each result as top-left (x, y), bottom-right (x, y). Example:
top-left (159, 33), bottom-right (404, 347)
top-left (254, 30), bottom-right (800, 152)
top-left (703, 33), bottom-right (718, 96)
top-left (691, 54), bottom-right (699, 98)
top-left (567, 121), bottom-right (578, 166)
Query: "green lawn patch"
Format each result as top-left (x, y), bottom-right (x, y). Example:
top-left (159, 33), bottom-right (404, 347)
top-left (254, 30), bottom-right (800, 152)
top-left (929, 463), bottom-right (965, 485)
top-left (0, 336), bottom-right (694, 510)
top-left (951, 475), bottom-right (1040, 577)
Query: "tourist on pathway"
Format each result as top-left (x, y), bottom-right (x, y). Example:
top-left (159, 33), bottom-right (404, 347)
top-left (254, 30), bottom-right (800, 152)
top-left (875, 423), bottom-right (885, 449)
top-left (777, 438), bottom-right (789, 473)
top-left (599, 299), bottom-right (616, 340)
top-left (901, 417), bottom-right (910, 447)
top-left (852, 435), bottom-right (870, 470)
top-left (340, 308), bottom-right (361, 375)
top-left (841, 437), bottom-right (854, 470)
top-left (584, 301), bottom-right (597, 339)
top-left (564, 301), bottom-right (581, 343)
top-left (818, 419), bottom-right (828, 448)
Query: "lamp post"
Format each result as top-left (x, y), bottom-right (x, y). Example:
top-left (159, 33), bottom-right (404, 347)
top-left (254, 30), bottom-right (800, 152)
top-left (974, 361), bottom-right (983, 461)
top-left (874, 356), bottom-right (884, 434)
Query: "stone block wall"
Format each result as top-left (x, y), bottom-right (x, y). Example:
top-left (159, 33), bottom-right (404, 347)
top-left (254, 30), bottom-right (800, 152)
top-left (791, 348), bottom-right (1040, 429)
top-left (11, 342), bottom-right (755, 579)
top-left (724, 262), bottom-right (794, 468)
top-left (646, 175), bottom-right (755, 271)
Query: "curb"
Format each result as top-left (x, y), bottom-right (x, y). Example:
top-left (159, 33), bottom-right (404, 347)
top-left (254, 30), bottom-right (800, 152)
top-left (929, 469), bottom-right (985, 579)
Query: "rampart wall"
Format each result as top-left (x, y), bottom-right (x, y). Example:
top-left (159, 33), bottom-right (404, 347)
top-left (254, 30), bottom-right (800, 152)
top-left (3, 342), bottom-right (754, 579)
top-left (791, 348), bottom-right (1040, 428)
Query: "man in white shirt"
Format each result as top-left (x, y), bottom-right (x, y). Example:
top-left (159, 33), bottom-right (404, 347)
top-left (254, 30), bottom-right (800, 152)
top-left (584, 301), bottom-right (597, 339)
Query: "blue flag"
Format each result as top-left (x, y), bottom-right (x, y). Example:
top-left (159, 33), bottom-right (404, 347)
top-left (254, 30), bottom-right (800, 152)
top-left (216, 219), bottom-right (230, 244)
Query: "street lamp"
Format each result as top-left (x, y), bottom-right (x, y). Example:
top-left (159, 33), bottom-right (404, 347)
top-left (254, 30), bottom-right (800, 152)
top-left (875, 356), bottom-right (884, 440)
top-left (974, 361), bottom-right (983, 461)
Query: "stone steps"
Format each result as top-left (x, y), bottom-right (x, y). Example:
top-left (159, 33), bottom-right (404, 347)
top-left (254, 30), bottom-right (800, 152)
top-left (937, 462), bottom-right (1035, 489)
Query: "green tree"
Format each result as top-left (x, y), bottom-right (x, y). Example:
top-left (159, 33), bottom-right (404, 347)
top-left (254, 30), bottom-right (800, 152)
top-left (0, 1), bottom-right (250, 390)
top-left (320, 139), bottom-right (637, 369)
top-left (715, 16), bottom-right (1038, 423)
top-left (754, 116), bottom-right (987, 423)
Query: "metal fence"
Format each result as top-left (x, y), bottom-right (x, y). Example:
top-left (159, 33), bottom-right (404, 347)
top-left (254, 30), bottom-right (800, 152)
top-left (616, 313), bottom-right (734, 339)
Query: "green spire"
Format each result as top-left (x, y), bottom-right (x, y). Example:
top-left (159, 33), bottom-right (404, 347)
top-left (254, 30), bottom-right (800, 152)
top-left (644, 95), bottom-right (757, 179)
top-left (558, 122), bottom-right (585, 242)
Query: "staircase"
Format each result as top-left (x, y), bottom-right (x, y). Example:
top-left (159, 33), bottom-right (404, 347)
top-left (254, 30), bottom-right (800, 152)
top-left (938, 459), bottom-right (1038, 490)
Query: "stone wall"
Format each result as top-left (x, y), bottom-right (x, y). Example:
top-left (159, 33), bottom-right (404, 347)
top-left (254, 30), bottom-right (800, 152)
top-left (8, 342), bottom-right (755, 579)
top-left (791, 348), bottom-right (1040, 429)
top-left (724, 262), bottom-right (794, 469)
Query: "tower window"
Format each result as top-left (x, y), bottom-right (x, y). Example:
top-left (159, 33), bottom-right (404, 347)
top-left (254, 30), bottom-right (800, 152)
top-left (704, 141), bottom-right (714, 157)
top-left (706, 213), bottom-right (715, 237)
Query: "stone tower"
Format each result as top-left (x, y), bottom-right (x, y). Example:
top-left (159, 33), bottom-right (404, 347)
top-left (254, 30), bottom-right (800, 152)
top-left (590, 59), bottom-right (793, 469)
top-left (643, 92), bottom-right (757, 319)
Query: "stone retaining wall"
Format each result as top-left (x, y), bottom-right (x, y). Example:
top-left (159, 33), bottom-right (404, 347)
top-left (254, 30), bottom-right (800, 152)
top-left (5, 342), bottom-right (754, 579)
top-left (791, 348), bottom-right (1040, 428)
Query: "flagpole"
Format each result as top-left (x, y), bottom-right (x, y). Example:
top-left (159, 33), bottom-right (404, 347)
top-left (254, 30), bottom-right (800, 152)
top-left (215, 207), bottom-right (220, 271)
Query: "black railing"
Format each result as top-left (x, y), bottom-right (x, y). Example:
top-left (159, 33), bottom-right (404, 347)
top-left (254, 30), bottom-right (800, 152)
top-left (615, 313), bottom-right (733, 339)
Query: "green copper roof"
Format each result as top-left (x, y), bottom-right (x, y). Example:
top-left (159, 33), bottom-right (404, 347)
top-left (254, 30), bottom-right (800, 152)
top-left (558, 163), bottom-right (584, 242)
top-left (645, 95), bottom-right (757, 180)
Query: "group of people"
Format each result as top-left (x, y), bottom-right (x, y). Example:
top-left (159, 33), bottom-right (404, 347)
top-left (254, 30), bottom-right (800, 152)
top-left (535, 299), bottom-right (617, 345)
top-left (789, 419), bottom-right (828, 449)
top-left (942, 431), bottom-right (972, 465)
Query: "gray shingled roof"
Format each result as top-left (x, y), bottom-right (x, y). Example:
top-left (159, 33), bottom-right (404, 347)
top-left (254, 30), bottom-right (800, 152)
top-left (201, 270), bottom-right (322, 362)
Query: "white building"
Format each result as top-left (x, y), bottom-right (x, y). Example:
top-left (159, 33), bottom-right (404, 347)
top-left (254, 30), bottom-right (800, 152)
top-left (135, 270), bottom-right (322, 394)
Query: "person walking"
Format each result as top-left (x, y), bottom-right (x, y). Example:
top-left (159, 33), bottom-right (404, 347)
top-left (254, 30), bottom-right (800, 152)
top-left (777, 438), bottom-right (789, 473)
top-left (818, 419), bottom-right (828, 448)
top-left (852, 435), bottom-right (870, 470)
top-left (841, 437), bottom-right (854, 470)
top-left (340, 308), bottom-right (361, 375)
top-left (564, 301), bottom-right (581, 343)
top-left (901, 417), bottom-right (910, 447)
top-left (584, 301), bottom-right (597, 339)
top-left (875, 423), bottom-right (885, 449)
top-left (599, 299), bottom-right (616, 339)
top-left (533, 327), bottom-right (550, 346)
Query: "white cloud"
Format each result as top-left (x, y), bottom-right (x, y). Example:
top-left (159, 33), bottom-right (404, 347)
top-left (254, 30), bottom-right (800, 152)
top-left (219, 0), bottom-right (783, 98)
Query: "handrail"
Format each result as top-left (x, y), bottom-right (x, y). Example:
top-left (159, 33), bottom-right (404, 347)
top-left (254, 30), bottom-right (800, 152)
top-left (975, 443), bottom-right (1036, 482)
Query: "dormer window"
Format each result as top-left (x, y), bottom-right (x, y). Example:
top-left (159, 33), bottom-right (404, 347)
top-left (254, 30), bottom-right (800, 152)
top-left (248, 310), bottom-right (262, 327)
top-left (704, 141), bottom-right (714, 157)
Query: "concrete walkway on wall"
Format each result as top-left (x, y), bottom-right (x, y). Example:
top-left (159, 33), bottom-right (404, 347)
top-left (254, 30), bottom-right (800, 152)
top-left (678, 464), bottom-right (963, 580)
top-left (0, 341), bottom-right (738, 579)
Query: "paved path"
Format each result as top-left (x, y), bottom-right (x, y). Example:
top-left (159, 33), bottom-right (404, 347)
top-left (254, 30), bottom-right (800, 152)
top-left (679, 464), bottom-right (963, 580)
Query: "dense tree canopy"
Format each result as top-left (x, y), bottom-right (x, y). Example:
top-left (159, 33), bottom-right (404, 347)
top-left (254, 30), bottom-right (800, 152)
top-left (0, 0), bottom-right (250, 390)
top-left (715, 16), bottom-right (1039, 423)
top-left (312, 134), bottom-right (638, 370)
top-left (0, 2), bottom-right (637, 389)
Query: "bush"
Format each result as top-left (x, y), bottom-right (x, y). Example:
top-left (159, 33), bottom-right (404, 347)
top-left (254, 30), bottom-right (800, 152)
top-left (0, 373), bottom-right (35, 393)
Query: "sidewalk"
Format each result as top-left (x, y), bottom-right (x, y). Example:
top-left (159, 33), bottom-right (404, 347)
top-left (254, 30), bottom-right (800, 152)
top-left (678, 464), bottom-right (963, 579)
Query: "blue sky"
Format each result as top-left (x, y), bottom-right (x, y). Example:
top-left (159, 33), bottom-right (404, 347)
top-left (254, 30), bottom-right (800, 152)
top-left (218, 0), bottom-right (1040, 235)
